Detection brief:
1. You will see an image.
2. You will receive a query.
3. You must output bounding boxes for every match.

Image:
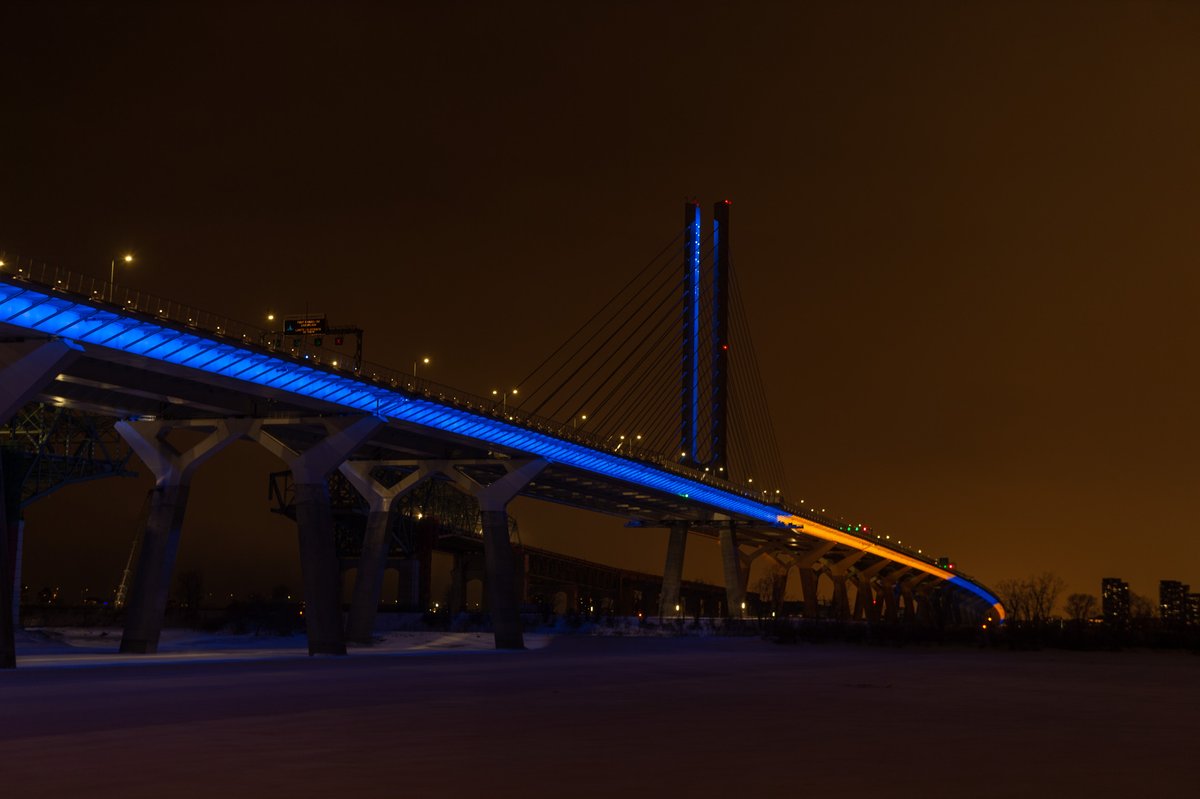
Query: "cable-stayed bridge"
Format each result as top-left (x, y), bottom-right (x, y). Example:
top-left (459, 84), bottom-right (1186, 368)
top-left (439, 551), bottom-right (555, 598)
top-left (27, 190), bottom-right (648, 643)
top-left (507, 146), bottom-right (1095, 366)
top-left (0, 204), bottom-right (1003, 667)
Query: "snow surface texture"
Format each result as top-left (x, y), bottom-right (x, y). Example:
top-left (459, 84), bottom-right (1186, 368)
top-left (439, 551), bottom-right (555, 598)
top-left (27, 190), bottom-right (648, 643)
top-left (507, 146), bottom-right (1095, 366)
top-left (1, 635), bottom-right (1195, 798)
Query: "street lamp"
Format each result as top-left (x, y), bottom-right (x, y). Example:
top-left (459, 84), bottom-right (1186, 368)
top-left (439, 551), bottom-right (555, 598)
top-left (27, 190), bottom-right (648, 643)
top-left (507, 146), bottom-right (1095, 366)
top-left (109, 253), bottom-right (133, 302)
top-left (492, 388), bottom-right (518, 411)
top-left (413, 356), bottom-right (430, 380)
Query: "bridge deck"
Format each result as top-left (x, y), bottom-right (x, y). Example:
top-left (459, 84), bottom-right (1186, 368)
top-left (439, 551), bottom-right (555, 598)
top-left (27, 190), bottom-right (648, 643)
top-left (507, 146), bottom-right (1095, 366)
top-left (0, 271), bottom-right (1003, 618)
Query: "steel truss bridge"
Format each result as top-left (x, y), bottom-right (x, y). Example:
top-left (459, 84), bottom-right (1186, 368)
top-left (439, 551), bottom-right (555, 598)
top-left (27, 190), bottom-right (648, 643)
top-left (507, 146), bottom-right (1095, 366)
top-left (0, 208), bottom-right (1004, 666)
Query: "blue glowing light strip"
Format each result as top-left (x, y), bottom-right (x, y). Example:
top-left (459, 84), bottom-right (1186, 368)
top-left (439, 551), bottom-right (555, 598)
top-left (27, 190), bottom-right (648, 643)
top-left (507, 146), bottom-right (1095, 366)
top-left (687, 203), bottom-right (701, 459)
top-left (0, 278), bottom-right (1004, 615)
top-left (948, 576), bottom-right (1007, 616)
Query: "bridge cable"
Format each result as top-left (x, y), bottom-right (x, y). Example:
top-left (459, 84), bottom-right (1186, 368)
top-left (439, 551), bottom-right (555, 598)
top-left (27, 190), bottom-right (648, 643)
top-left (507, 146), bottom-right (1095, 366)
top-left (562, 239), bottom-right (715, 436)
top-left (727, 260), bottom-right (792, 498)
top-left (513, 232), bottom-right (684, 413)
top-left (543, 251), bottom-right (692, 424)
top-left (572, 304), bottom-right (682, 443)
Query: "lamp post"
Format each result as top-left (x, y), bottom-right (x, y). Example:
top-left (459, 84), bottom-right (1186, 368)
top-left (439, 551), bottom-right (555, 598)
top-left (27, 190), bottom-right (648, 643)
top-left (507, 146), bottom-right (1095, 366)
top-left (492, 388), bottom-right (517, 413)
top-left (109, 253), bottom-right (133, 302)
top-left (413, 356), bottom-right (430, 380)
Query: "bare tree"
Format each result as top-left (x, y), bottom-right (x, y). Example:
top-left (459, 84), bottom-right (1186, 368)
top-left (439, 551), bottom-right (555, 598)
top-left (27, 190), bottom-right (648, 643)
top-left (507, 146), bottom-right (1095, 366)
top-left (996, 573), bottom-right (1065, 625)
top-left (754, 567), bottom-right (788, 614)
top-left (1130, 592), bottom-right (1156, 625)
top-left (996, 578), bottom-right (1031, 623)
top-left (1026, 572), bottom-right (1065, 623)
top-left (1065, 593), bottom-right (1098, 625)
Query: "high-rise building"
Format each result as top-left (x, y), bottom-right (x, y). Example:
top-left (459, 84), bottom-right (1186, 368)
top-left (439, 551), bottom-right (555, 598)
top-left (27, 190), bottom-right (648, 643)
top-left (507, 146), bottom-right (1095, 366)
top-left (1101, 578), bottom-right (1130, 628)
top-left (1188, 594), bottom-right (1200, 627)
top-left (1159, 580), bottom-right (1190, 628)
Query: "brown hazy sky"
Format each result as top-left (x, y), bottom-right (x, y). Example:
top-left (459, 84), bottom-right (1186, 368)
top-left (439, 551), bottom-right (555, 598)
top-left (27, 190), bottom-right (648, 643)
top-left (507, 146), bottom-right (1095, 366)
top-left (4, 1), bottom-right (1199, 605)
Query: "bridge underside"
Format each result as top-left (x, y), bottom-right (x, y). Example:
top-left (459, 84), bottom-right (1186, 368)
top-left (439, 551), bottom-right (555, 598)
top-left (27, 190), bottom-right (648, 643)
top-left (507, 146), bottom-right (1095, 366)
top-left (0, 345), bottom-right (916, 585)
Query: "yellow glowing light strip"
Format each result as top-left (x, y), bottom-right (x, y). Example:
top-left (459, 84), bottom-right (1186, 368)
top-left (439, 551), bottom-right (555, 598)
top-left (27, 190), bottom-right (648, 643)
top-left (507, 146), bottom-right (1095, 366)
top-left (776, 513), bottom-right (1006, 621)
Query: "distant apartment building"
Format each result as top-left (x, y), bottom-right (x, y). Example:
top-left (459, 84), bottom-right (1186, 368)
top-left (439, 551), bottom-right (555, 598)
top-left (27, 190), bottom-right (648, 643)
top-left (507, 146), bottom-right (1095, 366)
top-left (1101, 578), bottom-right (1130, 628)
top-left (1189, 594), bottom-right (1200, 627)
top-left (1159, 580), bottom-right (1190, 627)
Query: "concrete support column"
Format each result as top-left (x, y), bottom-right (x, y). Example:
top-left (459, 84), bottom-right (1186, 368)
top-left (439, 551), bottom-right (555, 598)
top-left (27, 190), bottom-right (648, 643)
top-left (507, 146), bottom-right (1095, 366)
top-left (394, 560), bottom-right (421, 609)
top-left (916, 583), bottom-right (938, 624)
top-left (799, 569), bottom-right (820, 618)
top-left (852, 561), bottom-right (889, 621)
top-left (292, 481), bottom-right (345, 654)
top-left (899, 574), bottom-right (928, 623)
top-left (480, 508), bottom-right (519, 643)
top-left (877, 569), bottom-right (910, 623)
top-left (254, 415), bottom-right (383, 656)
top-left (449, 554), bottom-right (466, 614)
top-left (11, 520), bottom-right (23, 630)
top-left (660, 521), bottom-right (688, 619)
top-left (825, 550), bottom-right (866, 621)
top-left (830, 574), bottom-right (851, 619)
top-left (339, 463), bottom-right (432, 644)
top-left (0, 339), bottom-right (81, 424)
top-left (435, 458), bottom-right (548, 650)
top-left (0, 455), bottom-right (16, 669)
top-left (794, 541), bottom-right (835, 618)
top-left (116, 418), bottom-right (252, 654)
top-left (120, 483), bottom-right (188, 653)
top-left (718, 523), bottom-right (745, 618)
top-left (851, 574), bottom-right (872, 620)
top-left (1, 338), bottom-right (82, 668)
top-left (867, 581), bottom-right (885, 623)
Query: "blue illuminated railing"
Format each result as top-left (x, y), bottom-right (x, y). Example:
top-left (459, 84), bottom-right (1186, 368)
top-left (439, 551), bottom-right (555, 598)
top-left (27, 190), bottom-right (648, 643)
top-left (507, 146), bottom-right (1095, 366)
top-left (0, 256), bottom-right (995, 604)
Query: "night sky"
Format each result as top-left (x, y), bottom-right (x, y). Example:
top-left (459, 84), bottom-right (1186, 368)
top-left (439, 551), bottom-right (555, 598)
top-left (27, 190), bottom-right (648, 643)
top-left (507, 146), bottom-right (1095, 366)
top-left (4, 2), bottom-right (1199, 607)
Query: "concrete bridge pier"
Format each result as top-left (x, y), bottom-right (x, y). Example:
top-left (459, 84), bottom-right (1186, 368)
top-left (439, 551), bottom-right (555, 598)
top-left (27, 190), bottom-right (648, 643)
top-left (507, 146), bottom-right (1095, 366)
top-left (115, 419), bottom-right (251, 654)
top-left (826, 551), bottom-right (866, 621)
top-left (792, 541), bottom-right (835, 619)
top-left (852, 561), bottom-right (889, 621)
top-left (878, 569), bottom-right (910, 623)
top-left (899, 574), bottom-right (928, 622)
top-left (338, 462), bottom-right (432, 644)
top-left (448, 551), bottom-right (486, 614)
top-left (254, 416), bottom-right (383, 656)
top-left (437, 459), bottom-right (547, 649)
top-left (659, 521), bottom-right (688, 620)
top-left (449, 555), bottom-right (464, 614)
top-left (0, 456), bottom-right (16, 669)
top-left (915, 581), bottom-right (938, 624)
top-left (830, 574), bottom-right (851, 619)
top-left (718, 522), bottom-right (746, 618)
top-left (0, 338), bottom-right (82, 668)
top-left (394, 558), bottom-right (423, 610)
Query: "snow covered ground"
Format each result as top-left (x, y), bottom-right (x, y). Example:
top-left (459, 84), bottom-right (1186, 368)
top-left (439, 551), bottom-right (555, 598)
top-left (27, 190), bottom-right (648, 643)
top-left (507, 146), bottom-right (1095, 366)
top-left (2, 632), bottom-right (1196, 797)
top-left (14, 626), bottom-right (551, 668)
